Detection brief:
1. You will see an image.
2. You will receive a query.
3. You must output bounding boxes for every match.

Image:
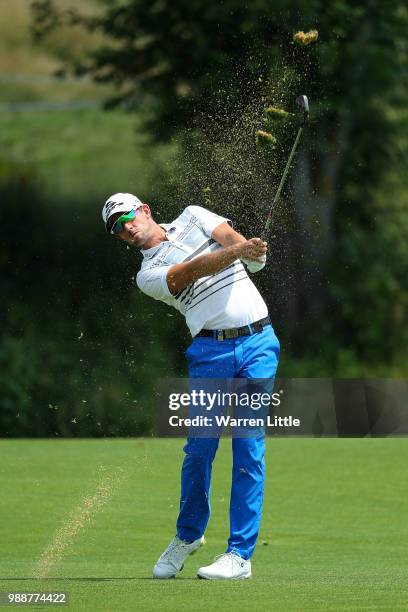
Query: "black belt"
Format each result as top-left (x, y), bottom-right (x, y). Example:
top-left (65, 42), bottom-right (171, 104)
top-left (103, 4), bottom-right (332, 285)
top-left (197, 316), bottom-right (271, 341)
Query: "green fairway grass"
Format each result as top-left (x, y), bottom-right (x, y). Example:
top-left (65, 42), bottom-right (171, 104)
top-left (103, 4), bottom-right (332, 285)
top-left (0, 439), bottom-right (407, 610)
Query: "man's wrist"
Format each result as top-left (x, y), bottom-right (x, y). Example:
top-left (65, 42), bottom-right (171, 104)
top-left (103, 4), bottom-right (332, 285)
top-left (221, 243), bottom-right (241, 262)
top-left (230, 243), bottom-right (243, 258)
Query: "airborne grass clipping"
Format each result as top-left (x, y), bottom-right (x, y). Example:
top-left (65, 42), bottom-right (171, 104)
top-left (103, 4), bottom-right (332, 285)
top-left (293, 30), bottom-right (319, 45)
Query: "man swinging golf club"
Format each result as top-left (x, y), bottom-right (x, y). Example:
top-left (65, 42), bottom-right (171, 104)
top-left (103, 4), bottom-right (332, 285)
top-left (102, 193), bottom-right (280, 579)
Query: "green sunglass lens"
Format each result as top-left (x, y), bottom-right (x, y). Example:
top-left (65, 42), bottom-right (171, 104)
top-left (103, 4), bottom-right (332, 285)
top-left (112, 209), bottom-right (137, 234)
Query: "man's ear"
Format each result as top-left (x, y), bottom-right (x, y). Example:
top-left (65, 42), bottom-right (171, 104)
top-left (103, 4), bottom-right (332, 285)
top-left (141, 203), bottom-right (151, 217)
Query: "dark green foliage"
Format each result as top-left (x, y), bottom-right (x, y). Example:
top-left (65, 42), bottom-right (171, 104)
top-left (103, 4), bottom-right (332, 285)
top-left (0, 161), bottom-right (189, 437)
top-left (1, 1), bottom-right (406, 437)
top-left (29, 0), bottom-right (408, 366)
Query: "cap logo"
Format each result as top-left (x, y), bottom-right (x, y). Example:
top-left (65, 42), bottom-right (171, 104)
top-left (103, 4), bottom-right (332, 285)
top-left (105, 200), bottom-right (123, 217)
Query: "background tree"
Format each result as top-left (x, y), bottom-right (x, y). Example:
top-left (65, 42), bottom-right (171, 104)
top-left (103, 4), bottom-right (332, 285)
top-left (31, 0), bottom-right (407, 370)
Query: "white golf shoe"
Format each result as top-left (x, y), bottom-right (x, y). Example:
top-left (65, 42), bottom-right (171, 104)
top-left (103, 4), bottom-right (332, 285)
top-left (197, 552), bottom-right (252, 580)
top-left (153, 535), bottom-right (205, 579)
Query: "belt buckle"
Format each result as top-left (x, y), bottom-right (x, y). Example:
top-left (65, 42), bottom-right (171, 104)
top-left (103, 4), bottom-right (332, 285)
top-left (225, 329), bottom-right (239, 339)
top-left (217, 330), bottom-right (224, 341)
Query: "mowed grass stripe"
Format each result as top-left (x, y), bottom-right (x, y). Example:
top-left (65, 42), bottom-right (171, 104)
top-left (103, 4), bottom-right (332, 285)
top-left (0, 439), bottom-right (407, 610)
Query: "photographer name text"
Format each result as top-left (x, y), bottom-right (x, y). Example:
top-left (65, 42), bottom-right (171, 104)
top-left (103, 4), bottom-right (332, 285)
top-left (168, 415), bottom-right (300, 428)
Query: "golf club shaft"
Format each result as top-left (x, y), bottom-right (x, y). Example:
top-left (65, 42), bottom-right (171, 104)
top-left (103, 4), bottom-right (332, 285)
top-left (262, 123), bottom-right (305, 239)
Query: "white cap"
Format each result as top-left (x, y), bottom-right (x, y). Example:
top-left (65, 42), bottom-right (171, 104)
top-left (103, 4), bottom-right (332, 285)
top-left (102, 193), bottom-right (143, 232)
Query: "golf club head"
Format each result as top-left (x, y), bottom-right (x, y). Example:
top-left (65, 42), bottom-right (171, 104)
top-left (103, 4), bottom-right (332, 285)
top-left (296, 95), bottom-right (309, 116)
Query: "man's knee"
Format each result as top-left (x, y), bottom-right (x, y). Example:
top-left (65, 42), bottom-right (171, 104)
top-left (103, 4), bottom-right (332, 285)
top-left (183, 437), bottom-right (220, 461)
top-left (232, 436), bottom-right (265, 465)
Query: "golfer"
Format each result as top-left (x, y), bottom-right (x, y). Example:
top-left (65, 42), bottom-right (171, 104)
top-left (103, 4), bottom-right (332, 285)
top-left (102, 193), bottom-right (280, 580)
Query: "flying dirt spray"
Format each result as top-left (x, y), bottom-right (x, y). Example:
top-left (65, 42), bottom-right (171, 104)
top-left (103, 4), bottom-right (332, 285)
top-left (32, 466), bottom-right (125, 579)
top-left (168, 29), bottom-right (318, 244)
top-left (256, 30), bottom-right (318, 239)
top-left (293, 30), bottom-right (319, 46)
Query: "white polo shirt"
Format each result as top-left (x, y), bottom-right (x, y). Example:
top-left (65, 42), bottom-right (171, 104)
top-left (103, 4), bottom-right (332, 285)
top-left (136, 205), bottom-right (268, 337)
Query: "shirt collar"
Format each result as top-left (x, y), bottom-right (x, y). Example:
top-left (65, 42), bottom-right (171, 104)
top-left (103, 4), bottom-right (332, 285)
top-left (141, 223), bottom-right (176, 259)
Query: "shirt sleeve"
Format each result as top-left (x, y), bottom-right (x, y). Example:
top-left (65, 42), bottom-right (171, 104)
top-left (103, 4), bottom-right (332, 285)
top-left (136, 265), bottom-right (173, 301)
top-left (185, 205), bottom-right (232, 237)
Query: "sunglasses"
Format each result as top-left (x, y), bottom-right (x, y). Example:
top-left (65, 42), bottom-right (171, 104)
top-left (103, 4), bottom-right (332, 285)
top-left (110, 209), bottom-right (139, 234)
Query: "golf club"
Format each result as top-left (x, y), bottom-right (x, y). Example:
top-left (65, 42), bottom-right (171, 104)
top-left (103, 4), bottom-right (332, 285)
top-left (262, 95), bottom-right (309, 239)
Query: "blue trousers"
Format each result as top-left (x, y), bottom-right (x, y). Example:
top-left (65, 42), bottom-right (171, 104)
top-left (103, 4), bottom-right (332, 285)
top-left (176, 324), bottom-right (280, 560)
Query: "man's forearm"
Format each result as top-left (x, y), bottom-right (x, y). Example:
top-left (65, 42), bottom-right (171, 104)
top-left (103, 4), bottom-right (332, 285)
top-left (211, 222), bottom-right (247, 247)
top-left (186, 244), bottom-right (242, 278)
top-left (167, 244), bottom-right (242, 294)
